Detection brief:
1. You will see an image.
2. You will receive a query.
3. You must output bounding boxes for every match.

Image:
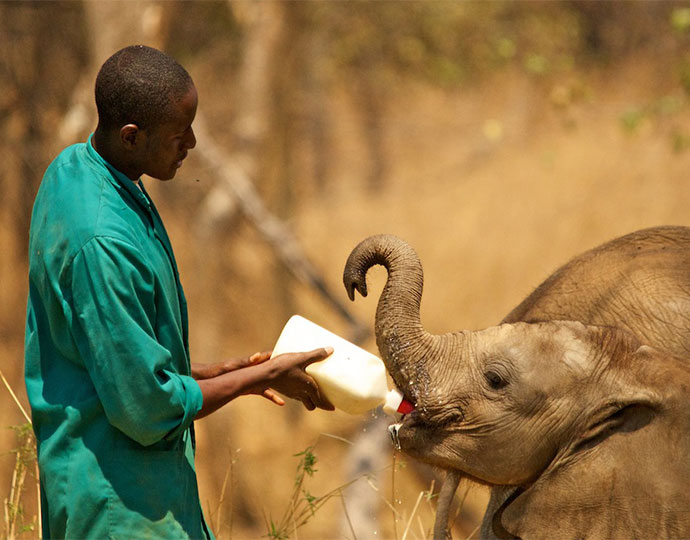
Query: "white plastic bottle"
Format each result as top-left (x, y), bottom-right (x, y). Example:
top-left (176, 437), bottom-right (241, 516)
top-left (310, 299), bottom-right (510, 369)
top-left (270, 315), bottom-right (415, 416)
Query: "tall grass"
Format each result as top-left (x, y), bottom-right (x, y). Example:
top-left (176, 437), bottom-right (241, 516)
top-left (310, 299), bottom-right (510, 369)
top-left (265, 444), bottom-right (365, 539)
top-left (261, 438), bottom-right (477, 540)
top-left (1, 369), bottom-right (39, 540)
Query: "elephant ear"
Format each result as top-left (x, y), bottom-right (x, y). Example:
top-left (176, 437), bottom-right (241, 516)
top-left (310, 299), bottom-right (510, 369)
top-left (496, 398), bottom-right (660, 539)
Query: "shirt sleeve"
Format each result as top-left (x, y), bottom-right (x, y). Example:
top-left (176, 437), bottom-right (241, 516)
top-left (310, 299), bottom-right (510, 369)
top-left (68, 236), bottom-right (203, 447)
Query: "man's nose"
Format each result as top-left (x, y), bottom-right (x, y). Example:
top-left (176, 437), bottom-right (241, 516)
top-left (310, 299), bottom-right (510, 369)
top-left (186, 127), bottom-right (197, 149)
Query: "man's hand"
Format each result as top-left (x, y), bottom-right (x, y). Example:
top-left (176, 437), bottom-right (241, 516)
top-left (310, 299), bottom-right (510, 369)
top-left (194, 347), bottom-right (335, 419)
top-left (254, 348), bottom-right (335, 411)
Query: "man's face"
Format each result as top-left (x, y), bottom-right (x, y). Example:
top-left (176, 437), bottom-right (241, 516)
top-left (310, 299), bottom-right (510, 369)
top-left (141, 85), bottom-right (198, 181)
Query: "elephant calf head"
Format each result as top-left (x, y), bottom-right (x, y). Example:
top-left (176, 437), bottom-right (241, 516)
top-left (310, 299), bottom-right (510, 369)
top-left (344, 233), bottom-right (690, 539)
top-left (389, 321), bottom-right (665, 487)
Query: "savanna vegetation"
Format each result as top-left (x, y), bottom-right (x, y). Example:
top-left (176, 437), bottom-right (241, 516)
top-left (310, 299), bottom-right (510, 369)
top-left (3, 2), bottom-right (690, 538)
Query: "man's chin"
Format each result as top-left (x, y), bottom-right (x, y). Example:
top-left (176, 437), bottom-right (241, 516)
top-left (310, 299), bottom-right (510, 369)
top-left (145, 170), bottom-right (177, 181)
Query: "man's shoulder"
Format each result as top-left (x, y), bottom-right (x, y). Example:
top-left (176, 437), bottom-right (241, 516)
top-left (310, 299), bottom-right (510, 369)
top-left (29, 142), bottom-right (144, 267)
top-left (44, 141), bottom-right (106, 184)
top-left (34, 143), bottom-right (105, 225)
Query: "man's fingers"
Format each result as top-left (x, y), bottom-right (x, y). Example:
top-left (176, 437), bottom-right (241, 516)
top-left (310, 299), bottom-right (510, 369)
top-left (269, 347), bottom-right (333, 369)
top-left (263, 388), bottom-right (285, 406)
top-left (294, 354), bottom-right (335, 410)
top-left (300, 377), bottom-right (334, 411)
top-left (302, 397), bottom-right (316, 411)
top-left (249, 351), bottom-right (273, 365)
top-left (300, 347), bottom-right (334, 365)
top-left (222, 351), bottom-right (271, 373)
top-left (317, 396), bottom-right (335, 411)
top-left (310, 387), bottom-right (335, 411)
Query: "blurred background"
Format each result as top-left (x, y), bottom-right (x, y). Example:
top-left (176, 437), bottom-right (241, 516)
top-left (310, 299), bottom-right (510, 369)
top-left (3, 1), bottom-right (690, 538)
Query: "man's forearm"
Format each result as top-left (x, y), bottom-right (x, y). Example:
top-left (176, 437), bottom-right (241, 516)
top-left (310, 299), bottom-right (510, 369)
top-left (194, 362), bottom-right (271, 419)
top-left (191, 362), bottom-right (222, 380)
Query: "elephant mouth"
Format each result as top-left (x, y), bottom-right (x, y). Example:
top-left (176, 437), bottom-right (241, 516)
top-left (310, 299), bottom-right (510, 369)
top-left (387, 409), bottom-right (428, 451)
top-left (388, 402), bottom-right (464, 453)
top-left (388, 423), bottom-right (403, 450)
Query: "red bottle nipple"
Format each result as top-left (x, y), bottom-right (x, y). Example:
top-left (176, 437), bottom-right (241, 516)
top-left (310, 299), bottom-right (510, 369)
top-left (396, 398), bottom-right (415, 414)
top-left (383, 388), bottom-right (415, 416)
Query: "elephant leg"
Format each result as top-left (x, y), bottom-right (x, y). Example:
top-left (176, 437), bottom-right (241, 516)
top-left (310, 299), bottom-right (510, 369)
top-left (481, 486), bottom-right (519, 540)
top-left (433, 469), bottom-right (462, 540)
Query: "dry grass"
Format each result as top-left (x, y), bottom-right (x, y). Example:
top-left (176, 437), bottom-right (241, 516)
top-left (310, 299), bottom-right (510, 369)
top-left (1, 370), bottom-right (38, 540)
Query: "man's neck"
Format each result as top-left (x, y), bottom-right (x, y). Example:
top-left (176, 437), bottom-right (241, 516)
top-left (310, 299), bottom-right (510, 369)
top-left (92, 128), bottom-right (142, 182)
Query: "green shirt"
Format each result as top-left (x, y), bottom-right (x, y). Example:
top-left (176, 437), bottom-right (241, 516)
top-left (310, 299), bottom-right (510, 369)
top-left (25, 135), bottom-right (212, 539)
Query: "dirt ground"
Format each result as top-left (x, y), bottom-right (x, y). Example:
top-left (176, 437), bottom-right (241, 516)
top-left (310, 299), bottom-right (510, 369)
top-left (3, 46), bottom-right (690, 538)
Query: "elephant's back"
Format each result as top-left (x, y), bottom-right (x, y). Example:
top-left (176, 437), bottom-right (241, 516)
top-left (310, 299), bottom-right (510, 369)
top-left (503, 226), bottom-right (690, 357)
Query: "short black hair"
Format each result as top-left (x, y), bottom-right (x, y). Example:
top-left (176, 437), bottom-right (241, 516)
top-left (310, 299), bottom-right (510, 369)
top-left (95, 45), bottom-right (194, 132)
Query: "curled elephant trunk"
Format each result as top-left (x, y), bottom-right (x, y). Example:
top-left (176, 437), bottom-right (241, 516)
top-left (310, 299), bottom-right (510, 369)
top-left (345, 235), bottom-right (464, 538)
top-left (343, 234), bottom-right (451, 408)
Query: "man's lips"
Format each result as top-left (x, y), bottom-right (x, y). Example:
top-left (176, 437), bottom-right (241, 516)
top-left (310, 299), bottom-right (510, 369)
top-left (175, 151), bottom-right (188, 168)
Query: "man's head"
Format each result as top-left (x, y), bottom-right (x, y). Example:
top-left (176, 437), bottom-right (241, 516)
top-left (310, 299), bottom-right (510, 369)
top-left (94, 45), bottom-right (197, 181)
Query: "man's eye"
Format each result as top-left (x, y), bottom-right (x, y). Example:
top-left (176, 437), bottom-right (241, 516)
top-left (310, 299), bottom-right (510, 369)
top-left (485, 370), bottom-right (508, 390)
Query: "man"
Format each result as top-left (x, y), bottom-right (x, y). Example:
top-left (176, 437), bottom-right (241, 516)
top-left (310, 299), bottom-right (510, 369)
top-left (24, 44), bottom-right (333, 539)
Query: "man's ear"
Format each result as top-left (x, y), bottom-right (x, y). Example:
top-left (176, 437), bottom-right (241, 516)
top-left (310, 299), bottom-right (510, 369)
top-left (119, 124), bottom-right (141, 149)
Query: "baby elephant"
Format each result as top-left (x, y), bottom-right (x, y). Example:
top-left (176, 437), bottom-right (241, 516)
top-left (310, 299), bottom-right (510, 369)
top-left (389, 320), bottom-right (690, 539)
top-left (343, 229), bottom-right (690, 539)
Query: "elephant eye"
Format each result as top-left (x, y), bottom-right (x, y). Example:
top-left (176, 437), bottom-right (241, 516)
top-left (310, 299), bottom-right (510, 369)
top-left (485, 370), bottom-right (508, 390)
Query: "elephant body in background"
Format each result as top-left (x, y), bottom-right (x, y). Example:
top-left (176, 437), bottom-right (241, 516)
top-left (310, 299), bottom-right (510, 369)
top-left (502, 226), bottom-right (690, 357)
top-left (343, 226), bottom-right (690, 539)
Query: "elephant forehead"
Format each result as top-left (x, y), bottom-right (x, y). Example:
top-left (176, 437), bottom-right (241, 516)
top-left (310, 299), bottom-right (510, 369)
top-left (499, 324), bottom-right (596, 380)
top-left (478, 323), bottom-right (596, 376)
top-left (561, 346), bottom-right (592, 374)
top-left (550, 325), bottom-right (594, 375)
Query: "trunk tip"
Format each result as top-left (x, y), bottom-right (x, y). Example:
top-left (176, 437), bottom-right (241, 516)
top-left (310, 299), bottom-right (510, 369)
top-left (344, 274), bottom-right (368, 301)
